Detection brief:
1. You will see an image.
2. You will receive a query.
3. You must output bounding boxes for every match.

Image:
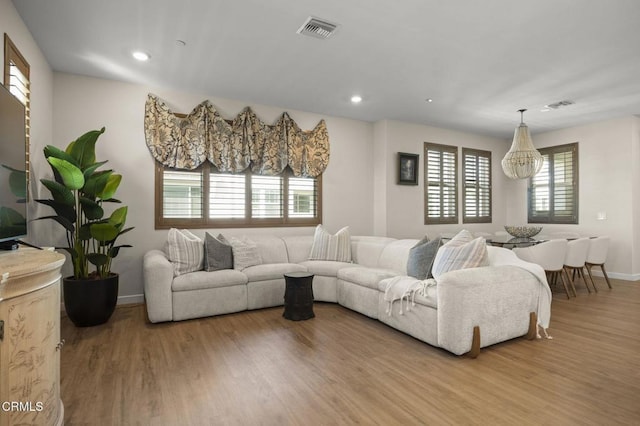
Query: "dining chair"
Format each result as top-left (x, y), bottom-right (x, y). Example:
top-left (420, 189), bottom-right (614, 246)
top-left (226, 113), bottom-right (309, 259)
top-left (513, 239), bottom-right (573, 298)
top-left (550, 231), bottom-right (581, 240)
top-left (564, 238), bottom-right (593, 294)
top-left (585, 236), bottom-right (612, 290)
top-left (473, 231), bottom-right (492, 238)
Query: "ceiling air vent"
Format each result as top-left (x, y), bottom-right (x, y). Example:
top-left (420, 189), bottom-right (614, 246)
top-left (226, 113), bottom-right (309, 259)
top-left (545, 100), bottom-right (575, 109)
top-left (297, 16), bottom-right (338, 39)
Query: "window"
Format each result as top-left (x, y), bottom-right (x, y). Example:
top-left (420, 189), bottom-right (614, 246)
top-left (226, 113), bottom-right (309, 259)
top-left (528, 143), bottom-right (578, 224)
top-left (4, 34), bottom-right (30, 196)
top-left (424, 142), bottom-right (458, 224)
top-left (462, 148), bottom-right (492, 223)
top-left (155, 162), bottom-right (322, 228)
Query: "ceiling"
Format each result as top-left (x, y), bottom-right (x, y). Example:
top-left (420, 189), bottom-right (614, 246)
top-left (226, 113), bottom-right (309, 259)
top-left (12, 0), bottom-right (640, 139)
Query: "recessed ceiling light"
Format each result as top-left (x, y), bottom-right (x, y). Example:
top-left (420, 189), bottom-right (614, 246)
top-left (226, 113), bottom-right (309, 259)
top-left (176, 40), bottom-right (187, 47)
top-left (132, 51), bottom-right (150, 61)
top-left (350, 95), bottom-right (362, 104)
top-left (425, 98), bottom-right (433, 103)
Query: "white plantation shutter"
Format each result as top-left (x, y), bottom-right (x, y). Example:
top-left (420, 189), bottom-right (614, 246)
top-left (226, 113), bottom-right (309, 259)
top-left (462, 148), bottom-right (492, 223)
top-left (424, 142), bottom-right (458, 224)
top-left (251, 175), bottom-right (282, 218)
top-left (162, 170), bottom-right (203, 219)
top-left (528, 143), bottom-right (578, 224)
top-left (8, 62), bottom-right (29, 106)
top-left (210, 173), bottom-right (246, 219)
top-left (288, 177), bottom-right (317, 218)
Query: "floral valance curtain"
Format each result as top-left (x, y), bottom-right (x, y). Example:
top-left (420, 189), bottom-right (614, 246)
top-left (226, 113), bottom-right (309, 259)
top-left (144, 94), bottom-right (329, 177)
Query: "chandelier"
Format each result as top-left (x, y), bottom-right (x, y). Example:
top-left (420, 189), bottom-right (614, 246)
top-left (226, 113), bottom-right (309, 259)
top-left (501, 109), bottom-right (543, 179)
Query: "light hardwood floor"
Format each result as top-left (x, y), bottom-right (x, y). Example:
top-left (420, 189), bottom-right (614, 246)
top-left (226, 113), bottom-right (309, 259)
top-left (60, 277), bottom-right (640, 425)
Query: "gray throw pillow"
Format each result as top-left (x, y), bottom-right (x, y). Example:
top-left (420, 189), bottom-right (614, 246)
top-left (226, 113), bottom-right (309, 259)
top-left (204, 233), bottom-right (233, 271)
top-left (407, 236), bottom-right (441, 280)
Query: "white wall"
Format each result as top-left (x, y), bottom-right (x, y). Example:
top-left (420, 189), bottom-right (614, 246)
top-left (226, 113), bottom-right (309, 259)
top-left (505, 116), bottom-right (639, 279)
top-left (49, 73), bottom-right (375, 302)
top-left (372, 120), bottom-right (388, 236)
top-left (373, 119), bottom-right (509, 239)
top-left (0, 0), bottom-right (54, 242)
top-left (632, 116), bottom-right (640, 276)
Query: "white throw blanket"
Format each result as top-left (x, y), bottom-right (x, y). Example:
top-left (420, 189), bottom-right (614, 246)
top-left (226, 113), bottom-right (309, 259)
top-left (487, 246), bottom-right (553, 339)
top-left (384, 247), bottom-right (553, 339)
top-left (384, 276), bottom-right (436, 315)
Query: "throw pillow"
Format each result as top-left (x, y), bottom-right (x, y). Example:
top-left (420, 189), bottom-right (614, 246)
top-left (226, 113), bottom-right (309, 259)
top-left (166, 228), bottom-right (204, 276)
top-left (204, 233), bottom-right (233, 272)
top-left (431, 230), bottom-right (489, 279)
top-left (308, 225), bottom-right (352, 262)
top-left (407, 236), bottom-right (441, 280)
top-left (228, 236), bottom-right (262, 270)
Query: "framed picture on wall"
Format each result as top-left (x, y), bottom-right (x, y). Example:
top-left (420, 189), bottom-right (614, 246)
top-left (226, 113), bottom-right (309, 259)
top-left (398, 152), bottom-right (419, 185)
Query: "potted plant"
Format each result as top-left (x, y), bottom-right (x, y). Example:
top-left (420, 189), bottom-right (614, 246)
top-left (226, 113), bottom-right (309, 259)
top-left (36, 127), bottom-right (133, 326)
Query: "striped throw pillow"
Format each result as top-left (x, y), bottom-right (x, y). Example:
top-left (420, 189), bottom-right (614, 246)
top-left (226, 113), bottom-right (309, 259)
top-left (431, 230), bottom-right (488, 279)
top-left (308, 225), bottom-right (352, 262)
top-left (166, 228), bottom-right (204, 276)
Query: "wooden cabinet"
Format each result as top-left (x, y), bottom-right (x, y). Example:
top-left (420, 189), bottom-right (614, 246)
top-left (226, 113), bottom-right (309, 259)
top-left (0, 249), bottom-right (65, 426)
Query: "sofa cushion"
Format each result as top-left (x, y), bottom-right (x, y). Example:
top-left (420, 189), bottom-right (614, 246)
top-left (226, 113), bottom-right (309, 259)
top-left (228, 236), bottom-right (262, 271)
top-left (282, 235), bottom-right (314, 264)
top-left (172, 269), bottom-right (248, 292)
top-left (243, 263), bottom-right (307, 282)
top-left (204, 233), bottom-right (233, 272)
top-left (406, 237), bottom-right (441, 280)
top-left (299, 260), bottom-right (361, 276)
top-left (350, 236), bottom-right (395, 267)
top-left (337, 266), bottom-right (398, 290)
top-left (248, 235), bottom-right (290, 264)
top-left (431, 230), bottom-right (489, 279)
top-left (378, 239), bottom-right (418, 273)
top-left (166, 228), bottom-right (204, 276)
top-left (309, 225), bottom-right (352, 262)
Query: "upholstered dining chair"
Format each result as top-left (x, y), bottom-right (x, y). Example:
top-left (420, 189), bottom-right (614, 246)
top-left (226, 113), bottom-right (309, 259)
top-left (550, 231), bottom-right (581, 240)
top-left (585, 236), bottom-right (612, 290)
top-left (473, 231), bottom-right (492, 238)
top-left (564, 238), bottom-right (593, 294)
top-left (513, 239), bottom-right (573, 298)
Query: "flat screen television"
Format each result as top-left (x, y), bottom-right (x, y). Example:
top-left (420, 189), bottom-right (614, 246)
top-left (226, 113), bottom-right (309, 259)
top-left (0, 83), bottom-right (27, 249)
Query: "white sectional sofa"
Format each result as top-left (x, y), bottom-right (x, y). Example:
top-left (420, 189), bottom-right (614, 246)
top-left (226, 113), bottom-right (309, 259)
top-left (143, 234), bottom-right (549, 356)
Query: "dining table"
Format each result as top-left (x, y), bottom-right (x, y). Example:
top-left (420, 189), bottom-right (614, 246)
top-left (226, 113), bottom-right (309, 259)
top-left (487, 235), bottom-right (548, 248)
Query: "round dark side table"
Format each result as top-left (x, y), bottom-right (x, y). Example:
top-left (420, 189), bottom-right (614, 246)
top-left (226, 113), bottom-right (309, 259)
top-left (283, 272), bottom-right (315, 321)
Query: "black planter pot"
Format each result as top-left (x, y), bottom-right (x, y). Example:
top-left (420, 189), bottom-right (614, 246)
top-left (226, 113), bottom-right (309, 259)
top-left (63, 273), bottom-right (119, 327)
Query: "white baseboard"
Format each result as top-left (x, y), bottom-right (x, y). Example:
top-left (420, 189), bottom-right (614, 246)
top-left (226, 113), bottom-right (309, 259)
top-left (589, 270), bottom-right (640, 282)
top-left (117, 294), bottom-right (144, 305)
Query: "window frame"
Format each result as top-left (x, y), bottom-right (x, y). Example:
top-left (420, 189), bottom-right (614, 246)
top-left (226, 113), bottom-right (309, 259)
top-left (527, 142), bottom-right (579, 224)
top-left (4, 34), bottom-right (30, 198)
top-left (154, 162), bottom-right (322, 229)
top-left (424, 142), bottom-right (458, 225)
top-left (462, 147), bottom-right (492, 224)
